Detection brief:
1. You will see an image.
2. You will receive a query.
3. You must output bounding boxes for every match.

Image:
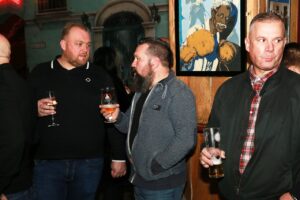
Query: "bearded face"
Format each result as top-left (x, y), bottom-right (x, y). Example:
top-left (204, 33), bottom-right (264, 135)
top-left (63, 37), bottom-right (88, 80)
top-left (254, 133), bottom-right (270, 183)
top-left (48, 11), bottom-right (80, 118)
top-left (60, 27), bottom-right (91, 67)
top-left (132, 63), bottom-right (154, 93)
top-left (131, 44), bottom-right (155, 93)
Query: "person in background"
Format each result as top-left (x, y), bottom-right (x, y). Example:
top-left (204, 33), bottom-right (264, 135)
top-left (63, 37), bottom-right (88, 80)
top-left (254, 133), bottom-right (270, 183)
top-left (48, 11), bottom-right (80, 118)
top-left (283, 42), bottom-right (300, 74)
top-left (100, 37), bottom-right (197, 200)
top-left (93, 46), bottom-right (133, 200)
top-left (29, 23), bottom-right (126, 200)
top-left (0, 34), bottom-right (36, 200)
top-left (93, 46), bottom-right (132, 111)
top-left (200, 12), bottom-right (300, 199)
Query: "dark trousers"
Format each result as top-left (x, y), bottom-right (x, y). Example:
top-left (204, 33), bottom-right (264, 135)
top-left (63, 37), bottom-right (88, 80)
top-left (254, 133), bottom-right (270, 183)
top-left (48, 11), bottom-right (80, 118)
top-left (33, 158), bottom-right (104, 200)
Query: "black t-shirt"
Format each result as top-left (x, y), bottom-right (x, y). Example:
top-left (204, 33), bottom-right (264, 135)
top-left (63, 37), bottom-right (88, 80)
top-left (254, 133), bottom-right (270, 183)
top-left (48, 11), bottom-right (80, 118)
top-left (129, 90), bottom-right (150, 149)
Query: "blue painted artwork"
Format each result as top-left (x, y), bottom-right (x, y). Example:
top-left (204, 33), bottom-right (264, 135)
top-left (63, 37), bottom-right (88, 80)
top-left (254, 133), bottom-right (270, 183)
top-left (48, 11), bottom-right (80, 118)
top-left (178, 0), bottom-right (242, 72)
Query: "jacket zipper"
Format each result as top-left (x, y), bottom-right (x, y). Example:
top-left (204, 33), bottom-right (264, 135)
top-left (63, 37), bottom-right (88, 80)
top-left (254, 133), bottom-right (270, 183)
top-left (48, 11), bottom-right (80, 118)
top-left (129, 172), bottom-right (136, 183)
top-left (236, 178), bottom-right (241, 196)
top-left (126, 85), bottom-right (158, 183)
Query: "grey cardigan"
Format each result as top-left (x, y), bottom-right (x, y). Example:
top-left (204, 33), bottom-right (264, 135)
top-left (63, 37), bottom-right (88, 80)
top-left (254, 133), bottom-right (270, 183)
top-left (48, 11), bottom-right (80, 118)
top-left (115, 72), bottom-right (197, 181)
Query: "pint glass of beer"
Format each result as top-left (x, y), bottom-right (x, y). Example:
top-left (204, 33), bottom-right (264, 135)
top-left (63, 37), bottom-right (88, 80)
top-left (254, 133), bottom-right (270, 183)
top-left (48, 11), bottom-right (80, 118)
top-left (203, 127), bottom-right (224, 178)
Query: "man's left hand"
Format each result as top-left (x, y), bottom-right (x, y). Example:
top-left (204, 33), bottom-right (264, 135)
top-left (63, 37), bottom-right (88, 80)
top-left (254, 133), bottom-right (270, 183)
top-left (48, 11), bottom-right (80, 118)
top-left (0, 194), bottom-right (8, 200)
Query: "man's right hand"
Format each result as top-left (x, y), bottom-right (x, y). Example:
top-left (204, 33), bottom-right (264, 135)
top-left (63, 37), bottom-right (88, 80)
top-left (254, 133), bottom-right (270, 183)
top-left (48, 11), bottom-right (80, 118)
top-left (99, 104), bottom-right (120, 122)
top-left (37, 98), bottom-right (57, 117)
top-left (200, 147), bottom-right (225, 168)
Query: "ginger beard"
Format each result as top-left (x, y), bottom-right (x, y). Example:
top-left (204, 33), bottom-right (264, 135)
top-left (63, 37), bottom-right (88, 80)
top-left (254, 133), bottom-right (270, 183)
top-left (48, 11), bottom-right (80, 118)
top-left (64, 48), bottom-right (89, 67)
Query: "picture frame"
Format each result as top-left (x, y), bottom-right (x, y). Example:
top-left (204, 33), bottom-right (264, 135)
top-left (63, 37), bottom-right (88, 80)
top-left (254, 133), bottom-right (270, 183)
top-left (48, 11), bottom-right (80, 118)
top-left (267, 0), bottom-right (290, 41)
top-left (175, 0), bottom-right (246, 76)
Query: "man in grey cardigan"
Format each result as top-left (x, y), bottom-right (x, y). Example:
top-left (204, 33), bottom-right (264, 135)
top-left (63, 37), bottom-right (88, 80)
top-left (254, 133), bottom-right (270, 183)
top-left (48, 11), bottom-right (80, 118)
top-left (100, 37), bottom-right (197, 200)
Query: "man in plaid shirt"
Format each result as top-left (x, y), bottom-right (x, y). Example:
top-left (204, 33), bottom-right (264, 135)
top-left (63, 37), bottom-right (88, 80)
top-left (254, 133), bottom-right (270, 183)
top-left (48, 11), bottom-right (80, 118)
top-left (200, 12), bottom-right (300, 200)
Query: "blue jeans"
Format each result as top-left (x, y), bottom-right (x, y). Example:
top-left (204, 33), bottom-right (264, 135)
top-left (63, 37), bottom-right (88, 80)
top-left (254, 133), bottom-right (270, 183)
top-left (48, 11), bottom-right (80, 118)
top-left (4, 187), bottom-right (34, 200)
top-left (134, 184), bottom-right (185, 200)
top-left (33, 158), bottom-right (104, 200)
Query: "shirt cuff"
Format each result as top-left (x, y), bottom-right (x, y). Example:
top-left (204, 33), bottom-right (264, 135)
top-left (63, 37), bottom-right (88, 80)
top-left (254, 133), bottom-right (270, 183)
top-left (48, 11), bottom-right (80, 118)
top-left (112, 160), bottom-right (126, 162)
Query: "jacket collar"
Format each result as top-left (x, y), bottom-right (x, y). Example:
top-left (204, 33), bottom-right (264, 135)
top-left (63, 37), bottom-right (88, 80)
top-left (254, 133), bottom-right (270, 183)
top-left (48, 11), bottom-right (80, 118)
top-left (157, 70), bottom-right (175, 87)
top-left (244, 63), bottom-right (286, 96)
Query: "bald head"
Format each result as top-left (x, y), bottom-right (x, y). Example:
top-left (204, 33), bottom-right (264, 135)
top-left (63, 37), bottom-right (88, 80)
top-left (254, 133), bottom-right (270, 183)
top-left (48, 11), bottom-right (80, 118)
top-left (0, 34), bottom-right (11, 64)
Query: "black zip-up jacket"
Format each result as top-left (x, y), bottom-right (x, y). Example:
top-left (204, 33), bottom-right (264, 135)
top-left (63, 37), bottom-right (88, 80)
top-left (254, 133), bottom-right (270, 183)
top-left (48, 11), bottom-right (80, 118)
top-left (208, 64), bottom-right (300, 199)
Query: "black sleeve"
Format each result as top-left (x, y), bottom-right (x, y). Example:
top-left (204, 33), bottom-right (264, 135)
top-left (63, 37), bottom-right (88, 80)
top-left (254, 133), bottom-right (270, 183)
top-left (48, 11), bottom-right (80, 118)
top-left (91, 65), bottom-right (126, 160)
top-left (106, 124), bottom-right (127, 160)
top-left (96, 67), bottom-right (127, 161)
top-left (0, 70), bottom-right (25, 193)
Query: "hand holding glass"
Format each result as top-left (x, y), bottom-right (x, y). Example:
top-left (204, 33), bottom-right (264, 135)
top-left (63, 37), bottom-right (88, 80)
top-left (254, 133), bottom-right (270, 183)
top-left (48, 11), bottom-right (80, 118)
top-left (100, 87), bottom-right (118, 123)
top-left (203, 127), bottom-right (224, 178)
top-left (47, 90), bottom-right (60, 127)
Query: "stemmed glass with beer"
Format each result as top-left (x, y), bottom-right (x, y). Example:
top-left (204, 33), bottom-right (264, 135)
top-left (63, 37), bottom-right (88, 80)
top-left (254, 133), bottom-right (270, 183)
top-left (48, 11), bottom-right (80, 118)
top-left (47, 90), bottom-right (60, 127)
top-left (100, 87), bottom-right (118, 123)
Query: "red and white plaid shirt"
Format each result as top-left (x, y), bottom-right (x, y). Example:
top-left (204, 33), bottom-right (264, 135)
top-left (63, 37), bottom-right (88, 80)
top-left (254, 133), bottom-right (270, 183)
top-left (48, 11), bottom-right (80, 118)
top-left (239, 66), bottom-right (276, 174)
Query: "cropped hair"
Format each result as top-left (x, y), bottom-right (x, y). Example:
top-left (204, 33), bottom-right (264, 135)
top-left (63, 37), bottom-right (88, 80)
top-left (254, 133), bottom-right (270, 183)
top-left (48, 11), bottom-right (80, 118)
top-left (283, 42), bottom-right (300, 68)
top-left (138, 37), bottom-right (173, 68)
top-left (250, 12), bottom-right (285, 34)
top-left (61, 22), bottom-right (89, 40)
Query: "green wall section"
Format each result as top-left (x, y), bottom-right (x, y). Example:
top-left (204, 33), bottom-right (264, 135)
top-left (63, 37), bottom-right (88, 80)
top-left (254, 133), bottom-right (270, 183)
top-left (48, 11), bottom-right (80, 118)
top-left (25, 22), bottom-right (65, 69)
top-left (68, 0), bottom-right (107, 13)
top-left (0, 0), bottom-right (169, 71)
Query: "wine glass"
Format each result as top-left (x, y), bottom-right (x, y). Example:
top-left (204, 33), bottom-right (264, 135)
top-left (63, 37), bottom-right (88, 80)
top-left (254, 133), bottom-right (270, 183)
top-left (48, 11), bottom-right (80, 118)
top-left (100, 87), bottom-right (118, 123)
top-left (47, 90), bottom-right (60, 127)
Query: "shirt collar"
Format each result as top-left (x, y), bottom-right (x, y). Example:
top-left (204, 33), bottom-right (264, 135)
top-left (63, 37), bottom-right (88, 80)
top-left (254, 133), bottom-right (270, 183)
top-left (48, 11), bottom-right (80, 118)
top-left (51, 56), bottom-right (89, 70)
top-left (249, 65), bottom-right (277, 84)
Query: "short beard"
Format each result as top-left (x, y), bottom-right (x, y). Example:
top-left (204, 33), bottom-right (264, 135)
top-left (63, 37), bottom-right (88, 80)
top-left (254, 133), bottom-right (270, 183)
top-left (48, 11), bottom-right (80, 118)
top-left (133, 70), bottom-right (153, 93)
top-left (63, 52), bottom-right (88, 67)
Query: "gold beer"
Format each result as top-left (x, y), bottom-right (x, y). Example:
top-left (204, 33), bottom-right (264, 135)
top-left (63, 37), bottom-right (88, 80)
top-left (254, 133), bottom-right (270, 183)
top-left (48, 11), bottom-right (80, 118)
top-left (101, 104), bottom-right (117, 114)
top-left (204, 127), bottom-right (224, 178)
top-left (209, 164), bottom-right (224, 178)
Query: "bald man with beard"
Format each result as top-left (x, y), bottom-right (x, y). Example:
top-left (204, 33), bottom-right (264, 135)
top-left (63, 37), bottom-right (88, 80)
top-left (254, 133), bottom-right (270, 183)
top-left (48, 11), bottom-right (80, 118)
top-left (0, 34), bottom-right (36, 200)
